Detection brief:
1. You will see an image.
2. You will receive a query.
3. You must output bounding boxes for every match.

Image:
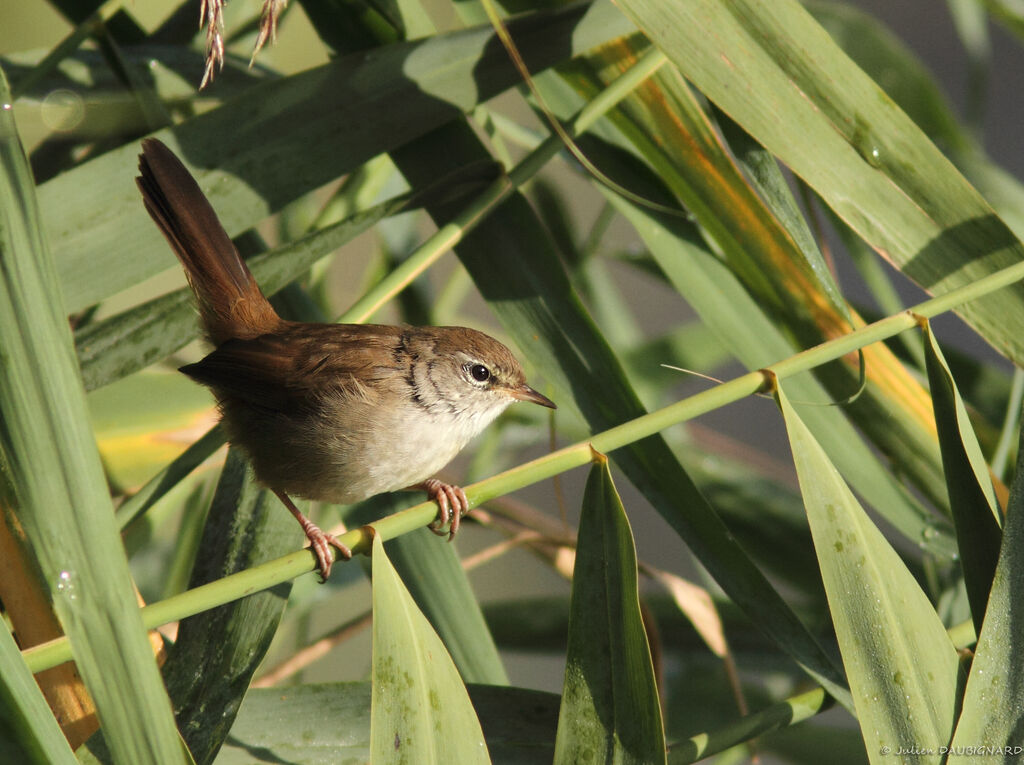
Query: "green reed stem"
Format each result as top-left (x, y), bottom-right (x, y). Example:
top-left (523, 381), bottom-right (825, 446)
top-left (340, 46), bottom-right (667, 323)
top-left (23, 254), bottom-right (1024, 673)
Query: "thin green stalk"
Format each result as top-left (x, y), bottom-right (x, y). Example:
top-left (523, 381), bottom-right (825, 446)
top-left (487, 110), bottom-right (546, 151)
top-left (340, 46), bottom-right (668, 323)
top-left (24, 258), bottom-right (1022, 674)
top-left (665, 614), bottom-right (978, 763)
top-left (432, 265), bottom-right (473, 322)
top-left (947, 617), bottom-right (976, 649)
top-left (340, 175), bottom-right (513, 323)
top-left (116, 425), bottom-right (225, 530)
top-left (667, 687), bottom-right (830, 764)
top-left (11, 0), bottom-right (123, 99)
top-left (992, 367), bottom-right (1024, 481)
top-left (662, 612), bottom-right (980, 762)
top-left (580, 201), bottom-right (618, 259)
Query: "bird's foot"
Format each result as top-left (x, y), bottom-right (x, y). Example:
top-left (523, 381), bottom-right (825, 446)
top-left (275, 490), bottom-right (351, 581)
top-left (416, 479), bottom-right (469, 540)
top-left (305, 524), bottom-right (352, 582)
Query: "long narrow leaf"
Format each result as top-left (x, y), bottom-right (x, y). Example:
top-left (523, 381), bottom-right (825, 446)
top-left (947, 407), bottom-right (1024, 756)
top-left (0, 620), bottom-right (76, 765)
top-left (350, 495), bottom-right (509, 685)
top-left (613, 0), bottom-right (1024, 367)
top-left (600, 173), bottom-right (951, 555)
top-left (160, 449), bottom-right (302, 765)
top-left (370, 534), bottom-right (491, 763)
top-left (0, 66), bottom-right (187, 763)
top-left (805, 1), bottom-right (1024, 244)
top-left (215, 683), bottom-right (560, 764)
top-left (922, 322), bottom-right (1002, 633)
top-left (554, 49), bottom-right (949, 513)
top-left (554, 459), bottom-right (665, 765)
top-left (777, 384), bottom-right (960, 764)
top-left (39, 1), bottom-right (635, 314)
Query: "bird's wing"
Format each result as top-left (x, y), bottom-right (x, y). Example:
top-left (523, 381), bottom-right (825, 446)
top-left (180, 324), bottom-right (410, 412)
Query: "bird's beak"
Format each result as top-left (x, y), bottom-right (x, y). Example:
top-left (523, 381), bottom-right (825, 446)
top-left (512, 384), bottom-right (556, 409)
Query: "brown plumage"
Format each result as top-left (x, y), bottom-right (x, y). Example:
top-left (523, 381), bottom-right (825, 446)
top-left (137, 139), bottom-right (554, 579)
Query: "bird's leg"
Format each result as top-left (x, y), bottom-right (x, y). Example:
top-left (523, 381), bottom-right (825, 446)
top-left (274, 489), bottom-right (351, 581)
top-left (414, 479), bottom-right (469, 540)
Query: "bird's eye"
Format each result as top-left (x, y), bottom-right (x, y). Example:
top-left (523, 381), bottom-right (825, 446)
top-left (469, 364), bottom-right (491, 382)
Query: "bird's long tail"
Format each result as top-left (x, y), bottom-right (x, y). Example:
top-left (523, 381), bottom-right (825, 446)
top-left (136, 138), bottom-right (278, 344)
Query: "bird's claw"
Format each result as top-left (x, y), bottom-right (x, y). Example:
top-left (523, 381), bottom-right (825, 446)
top-left (421, 479), bottom-right (469, 540)
top-left (306, 524), bottom-right (352, 582)
top-left (274, 490), bottom-right (351, 582)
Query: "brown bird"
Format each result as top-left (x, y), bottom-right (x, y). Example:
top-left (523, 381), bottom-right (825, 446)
top-left (136, 138), bottom-right (555, 579)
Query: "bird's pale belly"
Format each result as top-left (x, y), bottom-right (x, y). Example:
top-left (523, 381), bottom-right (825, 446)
top-left (223, 397), bottom-right (497, 505)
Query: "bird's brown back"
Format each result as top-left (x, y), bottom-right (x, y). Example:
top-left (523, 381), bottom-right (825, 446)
top-left (180, 323), bottom-right (413, 412)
